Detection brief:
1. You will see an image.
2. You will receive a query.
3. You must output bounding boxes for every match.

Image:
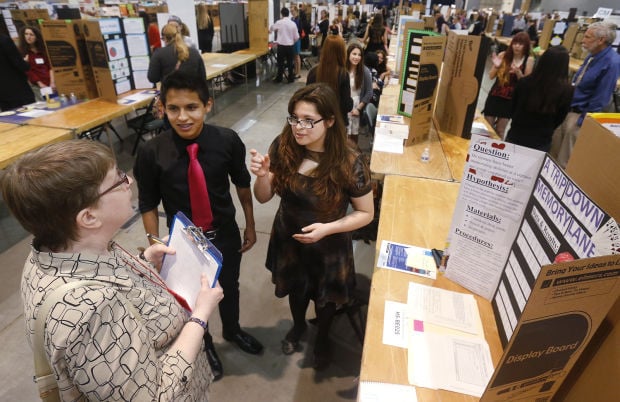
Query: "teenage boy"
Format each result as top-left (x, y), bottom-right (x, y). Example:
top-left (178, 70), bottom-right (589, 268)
top-left (134, 70), bottom-right (263, 381)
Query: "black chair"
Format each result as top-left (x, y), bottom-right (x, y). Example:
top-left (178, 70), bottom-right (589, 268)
top-left (299, 49), bottom-right (313, 70)
top-left (364, 103), bottom-right (378, 135)
top-left (127, 97), bottom-right (165, 155)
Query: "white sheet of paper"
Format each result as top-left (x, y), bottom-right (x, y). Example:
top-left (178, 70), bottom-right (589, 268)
top-left (358, 381), bottom-right (417, 402)
top-left (376, 123), bottom-right (409, 139)
top-left (407, 282), bottom-right (481, 335)
top-left (373, 133), bottom-right (404, 154)
top-left (383, 301), bottom-right (409, 348)
top-left (160, 215), bottom-right (222, 309)
top-left (18, 109), bottom-right (54, 118)
top-left (408, 332), bottom-right (494, 397)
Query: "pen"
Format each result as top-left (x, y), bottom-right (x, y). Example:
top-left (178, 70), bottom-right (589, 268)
top-left (147, 233), bottom-right (166, 245)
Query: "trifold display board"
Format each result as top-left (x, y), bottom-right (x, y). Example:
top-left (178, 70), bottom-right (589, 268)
top-left (398, 30), bottom-right (444, 145)
top-left (434, 31), bottom-right (490, 139)
top-left (41, 20), bottom-right (100, 101)
top-left (95, 17), bottom-right (133, 95)
top-left (397, 30), bottom-right (442, 118)
top-left (442, 135), bottom-right (620, 401)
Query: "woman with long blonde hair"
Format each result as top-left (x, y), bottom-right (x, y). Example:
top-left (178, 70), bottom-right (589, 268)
top-left (147, 23), bottom-right (206, 85)
top-left (196, 3), bottom-right (215, 53)
top-left (306, 35), bottom-right (353, 126)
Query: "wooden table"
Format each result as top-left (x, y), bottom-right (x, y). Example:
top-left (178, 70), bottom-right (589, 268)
top-left (371, 85), bottom-right (453, 181)
top-left (202, 52), bottom-right (257, 81)
top-left (360, 175), bottom-right (503, 401)
top-left (0, 125), bottom-right (72, 169)
top-left (0, 122), bottom-right (19, 132)
top-left (25, 98), bottom-right (133, 135)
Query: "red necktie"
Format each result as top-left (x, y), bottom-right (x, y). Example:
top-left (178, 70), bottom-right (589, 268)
top-left (186, 143), bottom-right (213, 230)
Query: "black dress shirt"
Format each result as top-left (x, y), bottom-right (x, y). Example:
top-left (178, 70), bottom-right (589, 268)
top-left (134, 124), bottom-right (251, 229)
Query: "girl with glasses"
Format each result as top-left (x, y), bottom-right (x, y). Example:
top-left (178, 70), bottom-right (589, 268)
top-left (249, 83), bottom-right (374, 370)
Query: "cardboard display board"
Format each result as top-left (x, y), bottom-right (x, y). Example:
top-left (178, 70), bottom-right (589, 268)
top-left (538, 19), bottom-right (556, 50)
top-left (395, 18), bottom-right (425, 83)
top-left (567, 115), bottom-right (620, 222)
top-left (485, 14), bottom-right (497, 34)
top-left (397, 31), bottom-right (440, 115)
top-left (41, 20), bottom-right (99, 101)
top-left (83, 19), bottom-right (122, 101)
top-left (400, 31), bottom-right (444, 144)
top-left (561, 23), bottom-right (579, 54)
top-left (10, 9), bottom-right (49, 33)
top-left (481, 255), bottom-right (620, 401)
top-left (434, 31), bottom-right (490, 139)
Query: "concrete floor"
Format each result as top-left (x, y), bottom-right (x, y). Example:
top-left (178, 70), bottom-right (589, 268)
top-left (0, 58), bottom-right (377, 401)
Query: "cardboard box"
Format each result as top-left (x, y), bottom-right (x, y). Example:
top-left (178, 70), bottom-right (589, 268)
top-left (396, 20), bottom-right (426, 81)
top-left (566, 115), bottom-right (620, 221)
top-left (397, 31), bottom-right (444, 144)
top-left (82, 20), bottom-right (118, 102)
top-left (538, 19), bottom-right (556, 50)
top-left (41, 20), bottom-right (99, 101)
top-left (10, 9), bottom-right (50, 32)
top-left (434, 31), bottom-right (491, 139)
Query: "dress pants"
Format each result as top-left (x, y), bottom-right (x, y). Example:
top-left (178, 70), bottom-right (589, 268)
top-left (276, 44), bottom-right (295, 82)
top-left (210, 220), bottom-right (242, 334)
top-left (550, 111), bottom-right (580, 169)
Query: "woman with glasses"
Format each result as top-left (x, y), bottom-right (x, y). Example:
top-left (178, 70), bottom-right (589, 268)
top-left (148, 23), bottom-right (206, 85)
top-left (1, 140), bottom-right (223, 400)
top-left (249, 83), bottom-right (374, 370)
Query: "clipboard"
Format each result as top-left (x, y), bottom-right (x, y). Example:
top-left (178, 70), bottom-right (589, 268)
top-left (160, 212), bottom-right (223, 310)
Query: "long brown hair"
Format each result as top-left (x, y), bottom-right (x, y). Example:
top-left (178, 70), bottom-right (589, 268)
top-left (162, 23), bottom-right (189, 62)
top-left (316, 35), bottom-right (347, 95)
top-left (271, 84), bottom-right (356, 206)
top-left (497, 31), bottom-right (530, 86)
top-left (18, 26), bottom-right (45, 55)
top-left (346, 42), bottom-right (364, 90)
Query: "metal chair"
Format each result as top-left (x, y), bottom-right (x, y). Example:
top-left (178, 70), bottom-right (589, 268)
top-left (127, 97), bottom-right (165, 155)
top-left (299, 50), bottom-right (313, 70)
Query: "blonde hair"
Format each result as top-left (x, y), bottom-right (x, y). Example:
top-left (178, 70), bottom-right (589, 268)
top-left (162, 23), bottom-right (189, 62)
top-left (196, 4), bottom-right (212, 30)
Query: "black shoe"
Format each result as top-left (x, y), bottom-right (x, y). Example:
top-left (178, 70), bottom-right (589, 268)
top-left (281, 323), bottom-right (307, 355)
top-left (205, 343), bottom-right (223, 381)
top-left (272, 77), bottom-right (282, 83)
top-left (223, 329), bottom-right (264, 355)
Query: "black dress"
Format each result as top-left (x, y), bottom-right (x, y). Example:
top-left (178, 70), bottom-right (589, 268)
top-left (265, 140), bottom-right (372, 306)
top-left (366, 27), bottom-right (385, 53)
top-left (0, 34), bottom-right (34, 110)
top-left (483, 56), bottom-right (528, 118)
top-left (505, 77), bottom-right (573, 152)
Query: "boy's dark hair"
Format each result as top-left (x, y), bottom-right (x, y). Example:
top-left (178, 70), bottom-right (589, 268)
top-left (160, 70), bottom-right (210, 106)
top-left (281, 7), bottom-right (289, 17)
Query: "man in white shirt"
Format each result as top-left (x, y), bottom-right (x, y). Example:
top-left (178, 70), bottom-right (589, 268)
top-left (270, 7), bottom-right (299, 83)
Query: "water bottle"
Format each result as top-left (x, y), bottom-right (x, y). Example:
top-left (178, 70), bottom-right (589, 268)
top-left (59, 94), bottom-right (68, 107)
top-left (421, 147), bottom-right (430, 163)
top-left (69, 92), bottom-right (77, 104)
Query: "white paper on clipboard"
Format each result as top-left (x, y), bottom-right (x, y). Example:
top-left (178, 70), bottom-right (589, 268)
top-left (160, 211), bottom-right (223, 310)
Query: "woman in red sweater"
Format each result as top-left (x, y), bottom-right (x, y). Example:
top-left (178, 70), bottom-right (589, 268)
top-left (18, 26), bottom-right (54, 101)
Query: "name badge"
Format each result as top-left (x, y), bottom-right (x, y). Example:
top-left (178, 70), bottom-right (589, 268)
top-left (35, 57), bottom-right (45, 65)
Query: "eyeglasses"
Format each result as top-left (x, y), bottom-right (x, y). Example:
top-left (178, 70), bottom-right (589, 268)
top-left (98, 169), bottom-right (129, 198)
top-left (286, 116), bottom-right (324, 129)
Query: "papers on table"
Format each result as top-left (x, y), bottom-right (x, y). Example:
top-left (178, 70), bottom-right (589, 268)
top-left (383, 301), bottom-right (409, 348)
top-left (17, 109), bottom-right (54, 118)
top-left (358, 381), bottom-right (417, 402)
top-left (407, 282), bottom-right (481, 335)
top-left (381, 281), bottom-right (494, 397)
top-left (377, 240), bottom-right (437, 280)
top-left (117, 90), bottom-right (156, 105)
top-left (408, 331), bottom-right (494, 397)
top-left (373, 133), bottom-right (404, 153)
